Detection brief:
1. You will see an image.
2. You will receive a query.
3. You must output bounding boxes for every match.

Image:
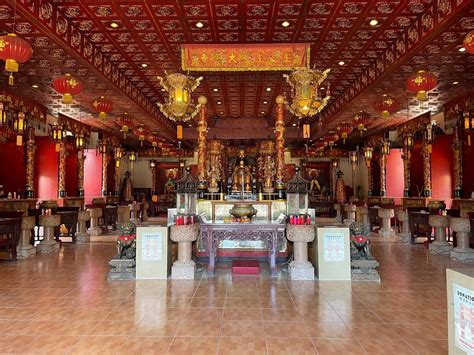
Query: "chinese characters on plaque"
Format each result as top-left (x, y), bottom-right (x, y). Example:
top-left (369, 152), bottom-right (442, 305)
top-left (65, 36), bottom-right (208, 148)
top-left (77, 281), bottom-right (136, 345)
top-left (323, 233), bottom-right (345, 262)
top-left (454, 283), bottom-right (474, 354)
top-left (141, 233), bottom-right (163, 261)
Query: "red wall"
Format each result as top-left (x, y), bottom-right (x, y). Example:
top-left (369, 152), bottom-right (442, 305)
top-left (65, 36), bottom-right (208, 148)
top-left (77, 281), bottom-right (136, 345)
top-left (410, 141), bottom-right (424, 196)
top-left (462, 142), bottom-right (474, 198)
top-left (386, 149), bottom-right (404, 202)
top-left (35, 137), bottom-right (58, 200)
top-left (0, 141), bottom-right (26, 196)
top-left (84, 149), bottom-right (102, 203)
top-left (65, 148), bottom-right (78, 197)
top-left (432, 135), bottom-right (454, 207)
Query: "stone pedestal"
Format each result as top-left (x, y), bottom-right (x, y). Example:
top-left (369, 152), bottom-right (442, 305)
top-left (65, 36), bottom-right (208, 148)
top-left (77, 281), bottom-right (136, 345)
top-left (429, 215), bottom-right (452, 255)
top-left (378, 208), bottom-right (395, 237)
top-left (450, 217), bottom-right (474, 261)
top-left (108, 259), bottom-right (136, 280)
top-left (286, 225), bottom-right (315, 280)
top-left (87, 208), bottom-right (102, 236)
top-left (334, 204), bottom-right (342, 223)
top-left (357, 206), bottom-right (370, 230)
top-left (170, 224), bottom-right (199, 279)
top-left (351, 259), bottom-right (381, 282)
top-left (129, 203), bottom-right (141, 224)
top-left (37, 214), bottom-right (60, 254)
top-left (396, 211), bottom-right (411, 243)
top-left (343, 204), bottom-right (356, 226)
top-left (76, 210), bottom-right (91, 243)
top-left (117, 206), bottom-right (130, 224)
top-left (17, 216), bottom-right (36, 258)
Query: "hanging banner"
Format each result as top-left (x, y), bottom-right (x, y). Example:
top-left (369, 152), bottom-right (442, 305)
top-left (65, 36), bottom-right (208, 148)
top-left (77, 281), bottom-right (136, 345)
top-left (182, 43), bottom-right (310, 71)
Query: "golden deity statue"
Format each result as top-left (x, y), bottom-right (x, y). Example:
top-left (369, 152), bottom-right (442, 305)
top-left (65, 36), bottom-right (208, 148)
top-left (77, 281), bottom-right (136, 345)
top-left (231, 150), bottom-right (252, 193)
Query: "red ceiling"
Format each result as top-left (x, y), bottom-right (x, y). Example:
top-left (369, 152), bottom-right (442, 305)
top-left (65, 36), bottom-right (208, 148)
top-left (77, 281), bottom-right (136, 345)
top-left (0, 0), bottom-right (473, 145)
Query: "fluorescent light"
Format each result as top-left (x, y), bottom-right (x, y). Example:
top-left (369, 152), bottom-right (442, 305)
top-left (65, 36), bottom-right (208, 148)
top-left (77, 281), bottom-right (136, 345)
top-left (195, 22), bottom-right (204, 28)
top-left (281, 21), bottom-right (290, 28)
top-left (369, 19), bottom-right (378, 26)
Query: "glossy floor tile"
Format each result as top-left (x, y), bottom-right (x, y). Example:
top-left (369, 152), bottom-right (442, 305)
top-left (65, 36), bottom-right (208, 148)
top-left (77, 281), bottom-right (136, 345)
top-left (0, 236), bottom-right (471, 354)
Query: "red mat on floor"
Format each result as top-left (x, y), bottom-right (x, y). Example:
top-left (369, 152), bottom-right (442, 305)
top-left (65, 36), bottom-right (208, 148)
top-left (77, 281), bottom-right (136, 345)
top-left (231, 260), bottom-right (260, 275)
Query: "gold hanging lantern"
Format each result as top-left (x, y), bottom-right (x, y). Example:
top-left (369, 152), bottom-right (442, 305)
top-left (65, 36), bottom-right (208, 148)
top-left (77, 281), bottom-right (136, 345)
top-left (13, 111), bottom-right (25, 146)
top-left (97, 138), bottom-right (108, 155)
top-left (381, 140), bottom-right (390, 155)
top-left (0, 102), bottom-right (6, 126)
top-left (114, 146), bottom-right (125, 167)
top-left (283, 68), bottom-right (331, 118)
top-left (51, 123), bottom-right (64, 152)
top-left (364, 147), bottom-right (373, 166)
top-left (128, 151), bottom-right (137, 162)
top-left (157, 72), bottom-right (203, 122)
top-left (75, 131), bottom-right (85, 149)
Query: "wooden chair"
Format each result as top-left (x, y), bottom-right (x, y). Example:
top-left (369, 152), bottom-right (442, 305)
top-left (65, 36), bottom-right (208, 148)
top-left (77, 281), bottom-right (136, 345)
top-left (408, 211), bottom-right (431, 244)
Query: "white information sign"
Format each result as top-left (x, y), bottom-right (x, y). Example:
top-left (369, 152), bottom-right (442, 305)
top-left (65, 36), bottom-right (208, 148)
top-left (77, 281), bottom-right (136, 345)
top-left (141, 232), bottom-right (163, 261)
top-left (453, 283), bottom-right (474, 354)
top-left (323, 233), bottom-right (345, 262)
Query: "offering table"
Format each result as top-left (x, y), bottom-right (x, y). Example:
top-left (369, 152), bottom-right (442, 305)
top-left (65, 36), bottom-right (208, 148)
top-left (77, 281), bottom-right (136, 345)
top-left (200, 221), bottom-right (285, 276)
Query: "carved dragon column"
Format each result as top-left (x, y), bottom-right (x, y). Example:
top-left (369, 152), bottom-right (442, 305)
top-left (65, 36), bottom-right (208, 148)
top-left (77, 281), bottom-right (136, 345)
top-left (58, 140), bottom-right (67, 198)
top-left (101, 152), bottom-right (108, 197)
top-left (275, 95), bottom-right (286, 183)
top-left (422, 142), bottom-right (432, 197)
top-left (258, 140), bottom-right (276, 193)
top-left (379, 153), bottom-right (386, 197)
top-left (207, 140), bottom-right (223, 193)
top-left (197, 96), bottom-right (208, 184)
top-left (77, 148), bottom-right (85, 197)
top-left (453, 125), bottom-right (463, 198)
top-left (25, 126), bottom-right (35, 198)
top-left (402, 145), bottom-right (411, 197)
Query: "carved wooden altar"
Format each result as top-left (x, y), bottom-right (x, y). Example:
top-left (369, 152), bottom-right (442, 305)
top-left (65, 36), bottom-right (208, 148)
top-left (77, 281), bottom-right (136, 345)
top-left (0, 199), bottom-right (37, 212)
top-left (200, 222), bottom-right (286, 276)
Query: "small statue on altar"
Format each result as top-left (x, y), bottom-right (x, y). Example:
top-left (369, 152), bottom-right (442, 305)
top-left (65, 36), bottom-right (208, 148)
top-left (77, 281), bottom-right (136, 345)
top-left (308, 169), bottom-right (321, 195)
top-left (231, 150), bottom-right (253, 193)
top-left (335, 170), bottom-right (347, 204)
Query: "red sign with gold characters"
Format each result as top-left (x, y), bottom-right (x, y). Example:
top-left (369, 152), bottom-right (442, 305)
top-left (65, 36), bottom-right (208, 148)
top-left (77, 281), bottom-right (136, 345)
top-left (182, 43), bottom-right (310, 71)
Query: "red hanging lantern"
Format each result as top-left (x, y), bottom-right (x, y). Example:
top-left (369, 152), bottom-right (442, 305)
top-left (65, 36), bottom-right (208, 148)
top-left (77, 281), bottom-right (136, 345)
top-left (463, 30), bottom-right (474, 54)
top-left (148, 133), bottom-right (160, 152)
top-left (374, 94), bottom-right (398, 118)
top-left (0, 33), bottom-right (33, 85)
top-left (324, 131), bottom-right (339, 149)
top-left (52, 73), bottom-right (83, 104)
top-left (336, 121), bottom-right (353, 144)
top-left (406, 70), bottom-right (438, 102)
top-left (314, 138), bottom-right (327, 154)
top-left (353, 111), bottom-right (371, 134)
top-left (117, 113), bottom-right (134, 138)
top-left (134, 125), bottom-right (148, 146)
top-left (92, 96), bottom-right (113, 120)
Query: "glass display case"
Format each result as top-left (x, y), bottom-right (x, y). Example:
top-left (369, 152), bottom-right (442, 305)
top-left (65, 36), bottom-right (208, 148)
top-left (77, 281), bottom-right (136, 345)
top-left (286, 167), bottom-right (309, 216)
top-left (175, 167), bottom-right (198, 218)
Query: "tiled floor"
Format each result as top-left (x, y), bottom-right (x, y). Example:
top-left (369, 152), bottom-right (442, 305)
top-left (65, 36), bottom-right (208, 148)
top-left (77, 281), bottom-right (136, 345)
top-left (0, 236), bottom-right (472, 354)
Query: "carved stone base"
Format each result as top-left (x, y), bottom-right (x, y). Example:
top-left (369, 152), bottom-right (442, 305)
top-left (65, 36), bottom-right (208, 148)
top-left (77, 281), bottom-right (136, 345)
top-left (379, 227), bottom-right (395, 237)
top-left (37, 240), bottom-right (60, 254)
top-left (450, 248), bottom-right (474, 262)
top-left (398, 233), bottom-right (411, 244)
top-left (76, 233), bottom-right (91, 243)
top-left (87, 227), bottom-right (102, 236)
top-left (351, 259), bottom-right (380, 282)
top-left (289, 261), bottom-right (314, 280)
top-left (343, 219), bottom-right (353, 227)
top-left (16, 245), bottom-right (36, 259)
top-left (108, 258), bottom-right (136, 280)
top-left (172, 261), bottom-right (196, 280)
top-left (429, 241), bottom-right (452, 255)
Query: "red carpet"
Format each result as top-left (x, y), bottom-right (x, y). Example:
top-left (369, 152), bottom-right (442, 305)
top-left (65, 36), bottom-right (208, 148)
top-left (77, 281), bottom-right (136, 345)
top-left (231, 260), bottom-right (260, 275)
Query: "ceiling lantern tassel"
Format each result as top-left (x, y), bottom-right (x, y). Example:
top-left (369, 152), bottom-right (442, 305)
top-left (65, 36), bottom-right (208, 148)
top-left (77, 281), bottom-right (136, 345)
top-left (406, 70), bottom-right (438, 102)
top-left (374, 94), bottom-right (398, 119)
top-left (92, 96), bottom-right (113, 121)
top-left (0, 33), bottom-right (33, 85)
top-left (52, 73), bottom-right (83, 104)
top-left (463, 30), bottom-right (474, 54)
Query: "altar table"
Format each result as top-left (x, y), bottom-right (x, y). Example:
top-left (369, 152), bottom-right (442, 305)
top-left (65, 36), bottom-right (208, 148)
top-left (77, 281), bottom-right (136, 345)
top-left (200, 222), bottom-right (286, 276)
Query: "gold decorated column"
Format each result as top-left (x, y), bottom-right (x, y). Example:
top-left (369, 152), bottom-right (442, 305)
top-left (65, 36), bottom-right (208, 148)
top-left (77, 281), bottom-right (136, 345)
top-left (422, 142), bottom-right (432, 197)
top-left (207, 140), bottom-right (223, 193)
top-left (58, 140), bottom-right (67, 197)
top-left (197, 96), bottom-right (208, 183)
top-left (453, 125), bottom-right (463, 198)
top-left (25, 126), bottom-right (35, 198)
top-left (101, 152), bottom-right (108, 197)
top-left (379, 153), bottom-right (386, 197)
top-left (402, 146), bottom-right (411, 197)
top-left (77, 148), bottom-right (85, 197)
top-left (367, 161), bottom-right (373, 197)
top-left (275, 95), bottom-right (286, 182)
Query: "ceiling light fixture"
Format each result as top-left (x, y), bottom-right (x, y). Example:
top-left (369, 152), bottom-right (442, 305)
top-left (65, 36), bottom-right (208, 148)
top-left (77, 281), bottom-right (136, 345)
top-left (452, 81), bottom-right (459, 85)
top-left (213, 88), bottom-right (219, 92)
top-left (369, 19), bottom-right (378, 26)
top-left (261, 111), bottom-right (265, 114)
top-left (338, 61), bottom-right (345, 66)
top-left (141, 63), bottom-right (148, 68)
top-left (281, 21), bottom-right (290, 28)
top-left (32, 84), bottom-right (38, 88)
top-left (263, 101), bottom-right (268, 104)
top-left (292, 123), bottom-right (297, 127)
top-left (217, 101), bottom-right (222, 104)
top-left (266, 87), bottom-right (272, 92)
top-left (110, 22), bottom-right (119, 28)
top-left (195, 22), bottom-right (204, 28)
top-left (458, 47), bottom-right (466, 52)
